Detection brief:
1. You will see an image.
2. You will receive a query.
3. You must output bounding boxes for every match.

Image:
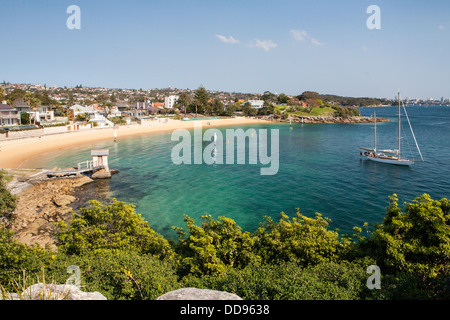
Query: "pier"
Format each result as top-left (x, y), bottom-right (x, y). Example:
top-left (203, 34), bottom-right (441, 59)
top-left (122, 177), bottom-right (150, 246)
top-left (45, 149), bottom-right (114, 179)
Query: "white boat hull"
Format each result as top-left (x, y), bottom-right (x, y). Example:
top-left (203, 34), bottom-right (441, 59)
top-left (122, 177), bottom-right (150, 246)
top-left (363, 155), bottom-right (414, 166)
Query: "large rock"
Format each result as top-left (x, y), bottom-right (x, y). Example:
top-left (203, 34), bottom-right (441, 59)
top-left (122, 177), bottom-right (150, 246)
top-left (53, 195), bottom-right (76, 207)
top-left (156, 288), bottom-right (243, 300)
top-left (92, 170), bottom-right (112, 179)
top-left (0, 283), bottom-right (107, 300)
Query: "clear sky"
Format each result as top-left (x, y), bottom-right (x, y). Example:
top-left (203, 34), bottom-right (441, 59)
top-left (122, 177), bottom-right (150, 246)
top-left (1, 0), bottom-right (449, 99)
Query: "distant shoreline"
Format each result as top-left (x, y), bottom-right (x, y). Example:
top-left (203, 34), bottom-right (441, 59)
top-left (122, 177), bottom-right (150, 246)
top-left (0, 118), bottom-right (269, 169)
top-left (275, 115), bottom-right (389, 124)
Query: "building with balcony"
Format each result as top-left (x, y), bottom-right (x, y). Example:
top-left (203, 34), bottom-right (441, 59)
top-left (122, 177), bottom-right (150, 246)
top-left (0, 103), bottom-right (21, 126)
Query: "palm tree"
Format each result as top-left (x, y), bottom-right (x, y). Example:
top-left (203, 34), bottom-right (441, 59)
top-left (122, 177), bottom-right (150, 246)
top-left (25, 93), bottom-right (41, 124)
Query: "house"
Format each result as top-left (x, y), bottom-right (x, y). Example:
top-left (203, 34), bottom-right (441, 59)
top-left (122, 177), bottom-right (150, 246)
top-left (89, 113), bottom-right (114, 127)
top-left (69, 104), bottom-right (94, 120)
top-left (243, 100), bottom-right (265, 109)
top-left (12, 98), bottom-right (32, 113)
top-left (133, 101), bottom-right (153, 117)
top-left (11, 98), bottom-right (54, 123)
top-left (33, 106), bottom-right (55, 122)
top-left (164, 95), bottom-right (179, 109)
top-left (0, 102), bottom-right (21, 126)
top-left (106, 106), bottom-right (122, 118)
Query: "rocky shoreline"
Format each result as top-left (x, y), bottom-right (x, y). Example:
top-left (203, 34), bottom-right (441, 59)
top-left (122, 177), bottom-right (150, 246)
top-left (6, 171), bottom-right (95, 250)
top-left (273, 115), bottom-right (389, 124)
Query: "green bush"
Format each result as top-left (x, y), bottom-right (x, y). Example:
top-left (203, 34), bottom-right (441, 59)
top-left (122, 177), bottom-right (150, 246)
top-left (173, 215), bottom-right (260, 277)
top-left (1, 193), bottom-right (449, 300)
top-left (360, 194), bottom-right (450, 279)
top-left (0, 228), bottom-right (54, 291)
top-left (183, 259), bottom-right (382, 300)
top-left (254, 212), bottom-right (352, 266)
top-left (55, 199), bottom-right (174, 259)
top-left (48, 250), bottom-right (180, 300)
top-left (0, 172), bottom-right (17, 223)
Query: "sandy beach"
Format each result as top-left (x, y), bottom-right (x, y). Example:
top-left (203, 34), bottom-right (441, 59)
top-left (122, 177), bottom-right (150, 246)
top-left (0, 117), bottom-right (269, 169)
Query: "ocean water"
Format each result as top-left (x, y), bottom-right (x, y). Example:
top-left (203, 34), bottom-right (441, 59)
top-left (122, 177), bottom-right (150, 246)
top-left (23, 106), bottom-right (450, 239)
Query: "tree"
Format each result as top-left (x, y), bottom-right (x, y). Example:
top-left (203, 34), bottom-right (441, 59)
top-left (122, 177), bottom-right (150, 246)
top-left (20, 112), bottom-right (30, 125)
top-left (298, 91), bottom-right (320, 102)
top-left (5, 89), bottom-right (26, 104)
top-left (178, 92), bottom-right (191, 115)
top-left (211, 98), bottom-right (224, 115)
top-left (361, 194), bottom-right (450, 280)
top-left (261, 91), bottom-right (277, 105)
top-left (277, 93), bottom-right (290, 104)
top-left (242, 102), bottom-right (257, 116)
top-left (24, 93), bottom-right (41, 124)
top-left (193, 86), bottom-right (209, 115)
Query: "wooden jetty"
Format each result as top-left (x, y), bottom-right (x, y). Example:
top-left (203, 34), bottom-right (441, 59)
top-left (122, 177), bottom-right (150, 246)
top-left (46, 149), bottom-right (113, 179)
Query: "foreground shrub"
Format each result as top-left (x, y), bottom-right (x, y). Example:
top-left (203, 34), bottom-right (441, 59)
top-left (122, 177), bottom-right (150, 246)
top-left (182, 259), bottom-right (383, 300)
top-left (173, 215), bottom-right (260, 277)
top-left (254, 212), bottom-right (352, 266)
top-left (360, 194), bottom-right (450, 280)
top-left (55, 199), bottom-right (174, 259)
top-left (48, 250), bottom-right (180, 300)
top-left (0, 228), bottom-right (54, 291)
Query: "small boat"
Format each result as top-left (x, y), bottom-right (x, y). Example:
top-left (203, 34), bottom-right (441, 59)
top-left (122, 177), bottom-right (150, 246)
top-left (360, 92), bottom-right (423, 166)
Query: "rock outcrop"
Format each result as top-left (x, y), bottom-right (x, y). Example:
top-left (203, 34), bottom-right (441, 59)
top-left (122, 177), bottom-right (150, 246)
top-left (156, 288), bottom-right (243, 300)
top-left (275, 116), bottom-right (389, 124)
top-left (0, 283), bottom-right (107, 300)
top-left (9, 173), bottom-right (94, 250)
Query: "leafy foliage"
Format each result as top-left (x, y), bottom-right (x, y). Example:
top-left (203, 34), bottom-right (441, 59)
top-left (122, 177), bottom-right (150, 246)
top-left (254, 212), bottom-right (351, 266)
top-left (55, 199), bottom-right (173, 259)
top-left (173, 215), bottom-right (260, 276)
top-left (363, 194), bottom-right (450, 279)
top-left (1, 193), bottom-right (449, 300)
top-left (183, 259), bottom-right (382, 300)
top-left (49, 250), bottom-right (179, 300)
top-left (0, 172), bottom-right (17, 224)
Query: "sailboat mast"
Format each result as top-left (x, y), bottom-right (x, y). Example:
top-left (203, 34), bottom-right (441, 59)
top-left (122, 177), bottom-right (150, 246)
top-left (374, 111), bottom-right (377, 152)
top-left (398, 92), bottom-right (401, 160)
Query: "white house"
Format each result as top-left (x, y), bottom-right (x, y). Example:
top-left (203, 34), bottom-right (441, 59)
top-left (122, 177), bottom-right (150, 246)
top-left (89, 113), bottom-right (114, 127)
top-left (164, 95), bottom-right (179, 109)
top-left (0, 103), bottom-right (20, 126)
top-left (32, 106), bottom-right (54, 122)
top-left (70, 104), bottom-right (94, 117)
top-left (244, 100), bottom-right (265, 109)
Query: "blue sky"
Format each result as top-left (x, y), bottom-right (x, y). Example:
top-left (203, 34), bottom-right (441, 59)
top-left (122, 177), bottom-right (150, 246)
top-left (1, 0), bottom-right (449, 99)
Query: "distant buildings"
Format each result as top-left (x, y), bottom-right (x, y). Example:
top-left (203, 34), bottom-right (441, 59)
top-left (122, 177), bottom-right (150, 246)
top-left (0, 102), bottom-right (20, 126)
top-left (244, 100), bottom-right (265, 109)
top-left (164, 95), bottom-right (179, 109)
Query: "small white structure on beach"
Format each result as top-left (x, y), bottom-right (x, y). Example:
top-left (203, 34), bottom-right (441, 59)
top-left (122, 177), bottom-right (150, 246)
top-left (91, 149), bottom-right (110, 171)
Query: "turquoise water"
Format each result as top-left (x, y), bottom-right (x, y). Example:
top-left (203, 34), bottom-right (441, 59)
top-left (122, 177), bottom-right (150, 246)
top-left (23, 106), bottom-right (450, 239)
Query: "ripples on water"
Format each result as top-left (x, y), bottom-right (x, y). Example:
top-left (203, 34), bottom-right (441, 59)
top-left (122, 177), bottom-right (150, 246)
top-left (24, 106), bottom-right (450, 239)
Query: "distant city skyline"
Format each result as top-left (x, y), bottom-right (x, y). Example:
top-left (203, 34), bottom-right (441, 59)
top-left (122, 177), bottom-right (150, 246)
top-left (1, 0), bottom-right (449, 100)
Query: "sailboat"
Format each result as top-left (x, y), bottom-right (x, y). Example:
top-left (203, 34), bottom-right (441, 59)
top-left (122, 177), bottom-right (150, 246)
top-left (360, 92), bottom-right (424, 166)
